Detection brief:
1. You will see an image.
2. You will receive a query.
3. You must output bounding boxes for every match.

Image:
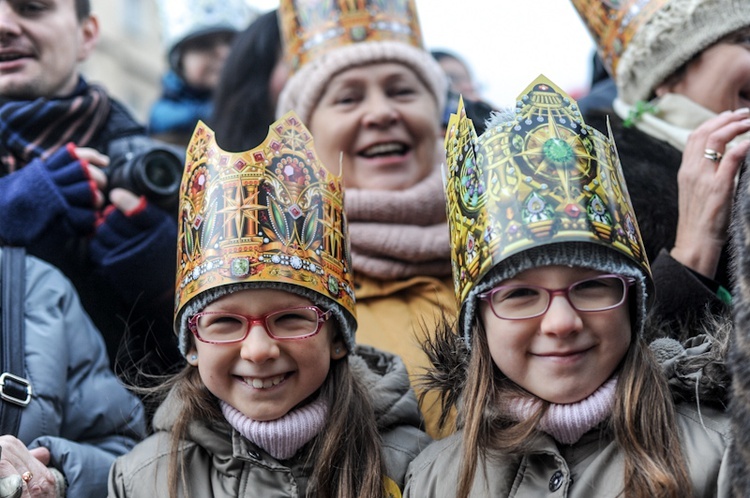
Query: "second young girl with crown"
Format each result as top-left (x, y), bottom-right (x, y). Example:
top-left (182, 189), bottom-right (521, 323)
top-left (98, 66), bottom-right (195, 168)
top-left (404, 77), bottom-right (731, 498)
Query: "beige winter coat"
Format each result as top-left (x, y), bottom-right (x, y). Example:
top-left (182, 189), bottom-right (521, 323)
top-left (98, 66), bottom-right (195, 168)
top-left (404, 401), bottom-right (730, 497)
top-left (107, 346), bottom-right (431, 497)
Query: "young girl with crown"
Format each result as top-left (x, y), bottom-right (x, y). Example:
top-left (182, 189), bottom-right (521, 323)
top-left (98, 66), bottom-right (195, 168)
top-left (107, 113), bottom-right (430, 498)
top-left (403, 76), bottom-right (731, 498)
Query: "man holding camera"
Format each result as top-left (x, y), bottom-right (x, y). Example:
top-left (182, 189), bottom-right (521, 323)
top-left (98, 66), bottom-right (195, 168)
top-left (0, 0), bottom-right (182, 380)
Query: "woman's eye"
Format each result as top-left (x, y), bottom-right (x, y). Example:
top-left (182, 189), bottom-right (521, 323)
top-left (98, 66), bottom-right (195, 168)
top-left (333, 91), bottom-right (361, 106)
top-left (390, 85), bottom-right (415, 97)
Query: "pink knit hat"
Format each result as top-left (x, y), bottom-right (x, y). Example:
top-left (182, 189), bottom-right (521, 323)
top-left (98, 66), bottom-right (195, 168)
top-left (275, 1), bottom-right (447, 123)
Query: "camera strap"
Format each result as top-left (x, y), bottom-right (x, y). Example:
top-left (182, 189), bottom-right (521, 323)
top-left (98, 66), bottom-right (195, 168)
top-left (0, 246), bottom-right (30, 436)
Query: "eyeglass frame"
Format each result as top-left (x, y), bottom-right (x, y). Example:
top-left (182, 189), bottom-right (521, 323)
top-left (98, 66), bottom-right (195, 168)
top-left (477, 274), bottom-right (636, 321)
top-left (188, 306), bottom-right (332, 345)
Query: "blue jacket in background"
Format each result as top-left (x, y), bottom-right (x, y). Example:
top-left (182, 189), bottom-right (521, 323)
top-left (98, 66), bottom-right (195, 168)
top-left (149, 70), bottom-right (213, 136)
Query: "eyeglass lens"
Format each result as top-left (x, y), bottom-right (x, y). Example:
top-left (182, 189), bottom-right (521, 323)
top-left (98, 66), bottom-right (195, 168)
top-left (489, 276), bottom-right (627, 319)
top-left (194, 307), bottom-right (321, 342)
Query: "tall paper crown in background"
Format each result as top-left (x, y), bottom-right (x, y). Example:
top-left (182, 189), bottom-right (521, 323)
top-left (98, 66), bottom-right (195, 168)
top-left (571, 0), bottom-right (750, 105)
top-left (175, 113), bottom-right (356, 345)
top-left (279, 0), bottom-right (424, 73)
top-left (569, 0), bottom-right (668, 78)
top-left (444, 75), bottom-right (651, 313)
top-left (156, 0), bottom-right (257, 58)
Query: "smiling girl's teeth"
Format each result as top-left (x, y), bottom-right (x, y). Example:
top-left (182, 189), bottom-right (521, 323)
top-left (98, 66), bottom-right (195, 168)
top-left (247, 374), bottom-right (285, 389)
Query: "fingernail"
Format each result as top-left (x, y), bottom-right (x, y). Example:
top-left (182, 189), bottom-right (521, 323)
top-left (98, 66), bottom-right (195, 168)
top-left (736, 107), bottom-right (750, 114)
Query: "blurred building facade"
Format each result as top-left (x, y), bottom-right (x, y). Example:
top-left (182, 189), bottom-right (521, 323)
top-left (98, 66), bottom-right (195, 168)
top-left (85, 0), bottom-right (165, 123)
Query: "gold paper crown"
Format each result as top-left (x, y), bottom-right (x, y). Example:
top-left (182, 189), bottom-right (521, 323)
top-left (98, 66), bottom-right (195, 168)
top-left (279, 0), bottom-right (423, 72)
top-left (175, 114), bottom-right (356, 325)
top-left (570, 0), bottom-right (669, 77)
top-left (444, 75), bottom-right (651, 307)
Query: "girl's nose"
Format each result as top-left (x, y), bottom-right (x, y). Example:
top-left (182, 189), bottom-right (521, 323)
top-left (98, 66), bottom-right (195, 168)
top-left (239, 323), bottom-right (280, 363)
top-left (539, 295), bottom-right (583, 338)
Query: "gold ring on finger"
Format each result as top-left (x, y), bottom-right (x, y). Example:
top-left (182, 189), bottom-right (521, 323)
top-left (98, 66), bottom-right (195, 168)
top-left (20, 471), bottom-right (32, 483)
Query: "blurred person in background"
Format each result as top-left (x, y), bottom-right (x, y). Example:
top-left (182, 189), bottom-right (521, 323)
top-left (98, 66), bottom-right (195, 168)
top-left (209, 9), bottom-right (287, 151)
top-left (150, 0), bottom-right (257, 147)
top-left (572, 0), bottom-right (750, 337)
top-left (431, 49), bottom-right (495, 134)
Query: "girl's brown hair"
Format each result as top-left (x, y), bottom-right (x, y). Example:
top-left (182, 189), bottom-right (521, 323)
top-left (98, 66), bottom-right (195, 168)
top-left (159, 335), bottom-right (386, 497)
top-left (424, 314), bottom-right (691, 498)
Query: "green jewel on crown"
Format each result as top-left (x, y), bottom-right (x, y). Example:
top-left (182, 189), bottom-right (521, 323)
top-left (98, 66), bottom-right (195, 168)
top-left (543, 138), bottom-right (575, 167)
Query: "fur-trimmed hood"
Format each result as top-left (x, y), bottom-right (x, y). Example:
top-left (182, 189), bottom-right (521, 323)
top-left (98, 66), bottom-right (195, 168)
top-left (728, 163), bottom-right (750, 496)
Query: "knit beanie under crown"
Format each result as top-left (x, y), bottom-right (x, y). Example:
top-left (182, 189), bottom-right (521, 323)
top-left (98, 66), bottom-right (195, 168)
top-left (275, 40), bottom-right (448, 124)
top-left (617, 0), bottom-right (750, 105)
top-left (460, 242), bottom-right (649, 348)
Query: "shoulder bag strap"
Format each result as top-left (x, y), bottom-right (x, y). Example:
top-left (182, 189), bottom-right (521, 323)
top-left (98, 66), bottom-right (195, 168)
top-left (0, 246), bottom-right (31, 436)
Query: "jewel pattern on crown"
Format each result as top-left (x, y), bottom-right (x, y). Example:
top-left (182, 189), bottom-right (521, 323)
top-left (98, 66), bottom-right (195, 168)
top-left (279, 0), bottom-right (423, 72)
top-left (570, 0), bottom-right (669, 77)
top-left (444, 75), bottom-right (651, 307)
top-left (175, 114), bottom-right (356, 323)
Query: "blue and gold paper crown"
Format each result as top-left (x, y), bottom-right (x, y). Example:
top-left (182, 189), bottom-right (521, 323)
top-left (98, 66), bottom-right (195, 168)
top-left (279, 0), bottom-right (424, 72)
top-left (175, 113), bottom-right (356, 327)
top-left (444, 75), bottom-right (650, 308)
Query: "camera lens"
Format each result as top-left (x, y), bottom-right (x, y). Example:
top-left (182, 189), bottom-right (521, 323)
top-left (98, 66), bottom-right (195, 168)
top-left (141, 149), bottom-right (182, 195)
top-left (106, 146), bottom-right (183, 214)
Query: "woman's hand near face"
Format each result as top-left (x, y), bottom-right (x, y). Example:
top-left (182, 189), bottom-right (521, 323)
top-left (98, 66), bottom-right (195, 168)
top-left (0, 437), bottom-right (57, 498)
top-left (671, 108), bottom-right (750, 278)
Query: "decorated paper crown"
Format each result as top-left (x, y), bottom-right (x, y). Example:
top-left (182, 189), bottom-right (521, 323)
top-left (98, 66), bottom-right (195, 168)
top-left (175, 113), bottom-right (356, 331)
top-left (156, 0), bottom-right (257, 56)
top-left (570, 0), bottom-right (668, 77)
top-left (279, 0), bottom-right (424, 72)
top-left (444, 75), bottom-right (651, 308)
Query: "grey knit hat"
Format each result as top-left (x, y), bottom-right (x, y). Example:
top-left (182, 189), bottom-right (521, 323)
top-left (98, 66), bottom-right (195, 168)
top-left (460, 242), bottom-right (650, 348)
top-left (615, 0), bottom-right (750, 104)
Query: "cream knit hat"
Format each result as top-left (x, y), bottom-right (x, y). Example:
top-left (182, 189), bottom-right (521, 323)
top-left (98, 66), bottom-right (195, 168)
top-left (276, 40), bottom-right (447, 124)
top-left (617, 0), bottom-right (750, 104)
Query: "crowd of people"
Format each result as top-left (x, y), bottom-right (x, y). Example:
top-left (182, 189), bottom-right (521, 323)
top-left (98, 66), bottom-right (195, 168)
top-left (0, 0), bottom-right (749, 496)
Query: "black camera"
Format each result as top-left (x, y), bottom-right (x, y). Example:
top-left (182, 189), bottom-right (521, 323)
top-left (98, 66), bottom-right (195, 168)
top-left (106, 138), bottom-right (184, 214)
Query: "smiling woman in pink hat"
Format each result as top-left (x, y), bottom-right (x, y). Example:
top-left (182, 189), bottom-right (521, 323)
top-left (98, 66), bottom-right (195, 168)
top-left (275, 0), bottom-right (456, 438)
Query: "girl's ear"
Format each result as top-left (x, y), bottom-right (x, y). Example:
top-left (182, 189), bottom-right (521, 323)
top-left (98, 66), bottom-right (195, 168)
top-left (186, 347), bottom-right (199, 366)
top-left (330, 339), bottom-right (347, 360)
